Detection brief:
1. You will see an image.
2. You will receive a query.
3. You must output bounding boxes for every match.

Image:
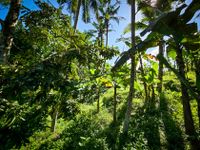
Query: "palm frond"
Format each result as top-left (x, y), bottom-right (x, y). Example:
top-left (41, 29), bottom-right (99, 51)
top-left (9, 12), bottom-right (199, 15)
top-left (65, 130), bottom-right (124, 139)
top-left (82, 0), bottom-right (90, 23)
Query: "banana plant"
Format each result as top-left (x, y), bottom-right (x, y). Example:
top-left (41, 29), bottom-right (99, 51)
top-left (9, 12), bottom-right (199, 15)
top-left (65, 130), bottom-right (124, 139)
top-left (113, 1), bottom-right (200, 148)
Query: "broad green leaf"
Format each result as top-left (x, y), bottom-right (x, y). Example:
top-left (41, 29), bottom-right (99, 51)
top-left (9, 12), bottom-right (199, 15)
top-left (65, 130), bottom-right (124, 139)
top-left (134, 81), bottom-right (142, 91)
top-left (90, 69), bottom-right (95, 75)
top-left (168, 51), bottom-right (176, 60)
top-left (152, 62), bottom-right (158, 75)
top-left (140, 4), bottom-right (186, 36)
top-left (112, 34), bottom-right (157, 72)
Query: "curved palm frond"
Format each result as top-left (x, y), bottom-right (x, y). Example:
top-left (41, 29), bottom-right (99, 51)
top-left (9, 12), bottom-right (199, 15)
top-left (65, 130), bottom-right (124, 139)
top-left (82, 0), bottom-right (90, 23)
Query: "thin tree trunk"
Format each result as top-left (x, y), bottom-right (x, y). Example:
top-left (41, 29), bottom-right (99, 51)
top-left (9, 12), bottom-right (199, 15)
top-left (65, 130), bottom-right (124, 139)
top-left (106, 21), bottom-right (109, 47)
top-left (157, 40), bottom-right (164, 94)
top-left (197, 95), bottom-right (200, 128)
top-left (73, 0), bottom-right (81, 30)
top-left (113, 82), bottom-right (117, 123)
top-left (100, 30), bottom-right (104, 47)
top-left (151, 85), bottom-right (155, 101)
top-left (139, 54), bottom-right (148, 100)
top-left (123, 0), bottom-right (135, 135)
top-left (97, 87), bottom-right (100, 113)
top-left (1, 0), bottom-right (21, 64)
top-left (51, 108), bottom-right (59, 133)
top-left (176, 45), bottom-right (200, 150)
top-left (194, 59), bottom-right (200, 128)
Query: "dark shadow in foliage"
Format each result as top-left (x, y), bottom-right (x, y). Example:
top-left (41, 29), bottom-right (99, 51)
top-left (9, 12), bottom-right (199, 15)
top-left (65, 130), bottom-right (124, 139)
top-left (102, 98), bottom-right (128, 150)
top-left (117, 102), bottom-right (131, 149)
top-left (101, 91), bottom-right (128, 150)
top-left (104, 116), bottom-right (124, 150)
top-left (160, 93), bottom-right (184, 150)
top-left (0, 104), bottom-right (48, 150)
top-left (142, 97), bottom-right (161, 150)
top-left (103, 121), bottom-right (120, 150)
top-left (117, 96), bottom-right (161, 150)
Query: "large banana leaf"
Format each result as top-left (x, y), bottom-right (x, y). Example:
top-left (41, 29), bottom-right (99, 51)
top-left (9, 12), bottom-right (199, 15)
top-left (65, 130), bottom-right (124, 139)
top-left (111, 35), bottom-right (157, 72)
top-left (180, 0), bottom-right (200, 24)
top-left (140, 4), bottom-right (186, 37)
top-left (140, 0), bottom-right (199, 42)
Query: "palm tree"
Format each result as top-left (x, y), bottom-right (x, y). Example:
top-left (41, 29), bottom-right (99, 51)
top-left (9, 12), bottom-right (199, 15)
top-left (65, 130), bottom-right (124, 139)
top-left (98, 0), bottom-right (122, 47)
top-left (0, 0), bottom-right (21, 64)
top-left (140, 1), bottom-right (200, 148)
top-left (87, 21), bottom-right (105, 47)
top-left (122, 0), bottom-right (136, 136)
top-left (58, 0), bottom-right (100, 30)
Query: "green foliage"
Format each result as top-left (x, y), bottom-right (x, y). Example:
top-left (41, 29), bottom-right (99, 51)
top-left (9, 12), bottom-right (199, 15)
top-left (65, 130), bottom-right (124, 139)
top-left (29, 109), bottom-right (112, 150)
top-left (61, 115), bottom-right (109, 149)
top-left (112, 32), bottom-right (158, 71)
top-left (0, 102), bottom-right (48, 149)
top-left (1, 0), bottom-right (200, 149)
top-left (20, 125), bottom-right (65, 150)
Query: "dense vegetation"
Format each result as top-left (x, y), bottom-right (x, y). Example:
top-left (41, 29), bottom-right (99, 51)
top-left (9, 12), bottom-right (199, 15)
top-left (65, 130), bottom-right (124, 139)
top-left (0, 0), bottom-right (200, 149)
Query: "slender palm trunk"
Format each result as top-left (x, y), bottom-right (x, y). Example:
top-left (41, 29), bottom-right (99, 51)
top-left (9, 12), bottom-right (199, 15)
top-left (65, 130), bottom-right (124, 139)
top-left (123, 0), bottom-right (135, 135)
top-left (2, 0), bottom-right (21, 64)
top-left (73, 0), bottom-right (81, 30)
top-left (106, 21), bottom-right (109, 47)
top-left (176, 45), bottom-right (199, 150)
top-left (157, 40), bottom-right (164, 94)
top-left (51, 108), bottom-right (59, 133)
top-left (113, 82), bottom-right (117, 123)
top-left (151, 85), bottom-right (155, 104)
top-left (139, 54), bottom-right (148, 100)
top-left (194, 59), bottom-right (200, 128)
top-left (97, 87), bottom-right (100, 113)
top-left (100, 30), bottom-right (104, 47)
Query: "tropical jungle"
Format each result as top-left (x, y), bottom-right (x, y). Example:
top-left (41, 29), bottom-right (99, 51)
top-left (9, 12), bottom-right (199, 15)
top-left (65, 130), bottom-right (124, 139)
top-left (0, 0), bottom-right (200, 149)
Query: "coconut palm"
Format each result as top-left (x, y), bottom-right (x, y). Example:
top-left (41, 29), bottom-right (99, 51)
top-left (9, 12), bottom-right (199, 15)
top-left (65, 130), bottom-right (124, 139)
top-left (58, 0), bottom-right (100, 30)
top-left (98, 0), bottom-right (122, 47)
top-left (122, 0), bottom-right (136, 136)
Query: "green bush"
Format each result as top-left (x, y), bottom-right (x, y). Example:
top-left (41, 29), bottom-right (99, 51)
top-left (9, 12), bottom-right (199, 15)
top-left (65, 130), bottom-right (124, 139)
top-left (61, 112), bottom-right (110, 150)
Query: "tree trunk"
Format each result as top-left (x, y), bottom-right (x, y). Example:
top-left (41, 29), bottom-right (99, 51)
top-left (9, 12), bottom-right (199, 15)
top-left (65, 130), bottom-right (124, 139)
top-left (122, 0), bottom-right (135, 135)
top-left (194, 59), bottom-right (200, 128)
top-left (100, 29), bottom-right (104, 47)
top-left (157, 40), bottom-right (164, 94)
top-left (197, 95), bottom-right (200, 128)
top-left (139, 54), bottom-right (148, 100)
top-left (151, 85), bottom-right (155, 102)
top-left (51, 108), bottom-right (58, 133)
top-left (97, 88), bottom-right (100, 113)
top-left (73, 0), bottom-right (81, 30)
top-left (176, 45), bottom-right (200, 150)
top-left (106, 20), bottom-right (109, 47)
top-left (113, 82), bottom-right (117, 123)
top-left (1, 0), bottom-right (21, 64)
